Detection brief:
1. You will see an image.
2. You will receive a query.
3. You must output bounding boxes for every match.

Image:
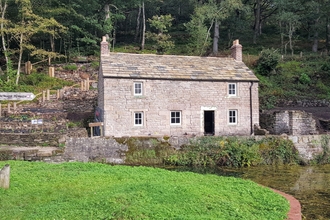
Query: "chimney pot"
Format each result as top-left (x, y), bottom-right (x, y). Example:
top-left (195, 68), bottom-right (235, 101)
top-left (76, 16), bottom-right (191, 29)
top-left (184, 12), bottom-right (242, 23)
top-left (231, 39), bottom-right (242, 62)
top-left (100, 36), bottom-right (109, 56)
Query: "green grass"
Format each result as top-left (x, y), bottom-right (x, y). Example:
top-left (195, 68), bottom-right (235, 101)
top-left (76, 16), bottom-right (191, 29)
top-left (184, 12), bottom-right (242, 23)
top-left (0, 161), bottom-right (289, 219)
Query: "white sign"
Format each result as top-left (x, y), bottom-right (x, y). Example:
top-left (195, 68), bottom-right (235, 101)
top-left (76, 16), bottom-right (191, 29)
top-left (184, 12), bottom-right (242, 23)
top-left (31, 119), bottom-right (43, 125)
top-left (0, 92), bottom-right (36, 101)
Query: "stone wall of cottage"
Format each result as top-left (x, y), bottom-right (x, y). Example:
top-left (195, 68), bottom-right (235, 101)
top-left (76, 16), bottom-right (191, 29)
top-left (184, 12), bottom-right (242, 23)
top-left (100, 78), bottom-right (259, 137)
top-left (260, 110), bottom-right (318, 135)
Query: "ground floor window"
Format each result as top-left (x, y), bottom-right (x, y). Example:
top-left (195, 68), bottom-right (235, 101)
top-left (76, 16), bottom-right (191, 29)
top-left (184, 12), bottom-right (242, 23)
top-left (171, 111), bottom-right (181, 125)
top-left (229, 110), bottom-right (237, 124)
top-left (134, 112), bottom-right (143, 126)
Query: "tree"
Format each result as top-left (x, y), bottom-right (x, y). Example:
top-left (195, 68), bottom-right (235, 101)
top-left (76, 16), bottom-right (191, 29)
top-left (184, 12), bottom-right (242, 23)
top-left (275, 0), bottom-right (304, 55)
top-left (185, 0), bottom-right (242, 56)
top-left (146, 14), bottom-right (174, 54)
top-left (0, 0), bottom-right (9, 69)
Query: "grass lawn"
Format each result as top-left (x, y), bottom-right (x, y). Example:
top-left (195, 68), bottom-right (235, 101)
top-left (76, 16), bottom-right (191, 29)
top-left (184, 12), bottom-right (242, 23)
top-left (0, 161), bottom-right (289, 219)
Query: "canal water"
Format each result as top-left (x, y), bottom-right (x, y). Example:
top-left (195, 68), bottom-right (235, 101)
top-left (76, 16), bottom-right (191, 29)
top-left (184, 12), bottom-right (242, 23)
top-left (169, 165), bottom-right (330, 220)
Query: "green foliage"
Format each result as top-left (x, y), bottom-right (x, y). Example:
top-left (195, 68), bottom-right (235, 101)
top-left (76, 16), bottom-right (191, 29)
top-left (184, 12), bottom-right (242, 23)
top-left (184, 5), bottom-right (212, 56)
top-left (146, 15), bottom-right (174, 54)
top-left (18, 73), bottom-right (74, 92)
top-left (90, 61), bottom-right (100, 70)
top-left (255, 48), bottom-right (281, 75)
top-left (312, 135), bottom-right (330, 164)
top-left (0, 161), bottom-right (289, 220)
top-left (258, 137), bottom-right (299, 165)
top-left (165, 136), bottom-right (299, 167)
top-left (299, 73), bottom-right (311, 84)
top-left (63, 64), bottom-right (78, 71)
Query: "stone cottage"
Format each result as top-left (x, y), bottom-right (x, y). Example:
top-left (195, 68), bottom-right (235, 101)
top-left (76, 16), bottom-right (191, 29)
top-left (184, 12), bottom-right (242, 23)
top-left (97, 37), bottom-right (259, 137)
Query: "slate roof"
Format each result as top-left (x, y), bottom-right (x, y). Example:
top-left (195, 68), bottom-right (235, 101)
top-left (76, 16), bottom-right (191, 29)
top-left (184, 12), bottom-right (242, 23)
top-left (101, 52), bottom-right (259, 82)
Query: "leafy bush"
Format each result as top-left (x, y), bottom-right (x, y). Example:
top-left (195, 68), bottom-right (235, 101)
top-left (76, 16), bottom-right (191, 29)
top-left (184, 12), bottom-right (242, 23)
top-left (299, 73), bottom-right (311, 84)
top-left (165, 136), bottom-right (300, 167)
top-left (255, 48), bottom-right (281, 75)
top-left (63, 64), bottom-right (78, 71)
top-left (258, 137), bottom-right (299, 165)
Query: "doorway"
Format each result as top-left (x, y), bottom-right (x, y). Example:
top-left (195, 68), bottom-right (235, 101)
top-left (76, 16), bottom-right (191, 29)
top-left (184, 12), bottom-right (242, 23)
top-left (204, 111), bottom-right (215, 135)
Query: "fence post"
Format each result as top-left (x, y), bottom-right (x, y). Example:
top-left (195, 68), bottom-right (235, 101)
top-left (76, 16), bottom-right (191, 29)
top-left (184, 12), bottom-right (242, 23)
top-left (7, 103), bottom-right (10, 113)
top-left (46, 89), bottom-right (50, 101)
top-left (0, 104), bottom-right (2, 117)
top-left (42, 91), bottom-right (46, 102)
top-left (86, 78), bottom-right (90, 91)
top-left (13, 102), bottom-right (17, 111)
top-left (25, 61), bottom-right (32, 75)
top-left (0, 164), bottom-right (10, 189)
top-left (48, 67), bottom-right (55, 77)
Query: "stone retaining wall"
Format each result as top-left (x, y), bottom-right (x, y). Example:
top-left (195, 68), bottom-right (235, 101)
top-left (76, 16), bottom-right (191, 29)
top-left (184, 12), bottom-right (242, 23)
top-left (0, 134), bottom-right (329, 164)
top-left (0, 128), bottom-right (88, 147)
top-left (260, 110), bottom-right (318, 135)
top-left (278, 99), bottom-right (330, 107)
top-left (62, 135), bottom-right (328, 164)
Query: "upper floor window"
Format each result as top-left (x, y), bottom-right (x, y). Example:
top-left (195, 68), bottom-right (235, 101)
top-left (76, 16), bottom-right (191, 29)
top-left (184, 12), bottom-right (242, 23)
top-left (171, 111), bottom-right (181, 125)
top-left (229, 110), bottom-right (237, 124)
top-left (134, 112), bottom-right (143, 126)
top-left (228, 83), bottom-right (236, 96)
top-left (134, 82), bottom-right (143, 96)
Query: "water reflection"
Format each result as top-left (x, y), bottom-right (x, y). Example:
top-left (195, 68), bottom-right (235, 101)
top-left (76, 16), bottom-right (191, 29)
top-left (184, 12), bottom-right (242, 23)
top-left (167, 165), bottom-right (330, 220)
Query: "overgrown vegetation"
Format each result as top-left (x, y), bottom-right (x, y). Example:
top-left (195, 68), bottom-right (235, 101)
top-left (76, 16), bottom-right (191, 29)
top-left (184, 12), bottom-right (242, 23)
top-left (0, 72), bottom-right (74, 93)
top-left (312, 135), bottom-right (330, 164)
top-left (164, 137), bottom-right (300, 167)
top-left (0, 161), bottom-right (289, 220)
top-left (116, 136), bottom-right (300, 168)
top-left (254, 53), bottom-right (330, 109)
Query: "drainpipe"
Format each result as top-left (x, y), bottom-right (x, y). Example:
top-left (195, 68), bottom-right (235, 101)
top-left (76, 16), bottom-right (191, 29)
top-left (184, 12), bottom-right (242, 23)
top-left (250, 82), bottom-right (254, 135)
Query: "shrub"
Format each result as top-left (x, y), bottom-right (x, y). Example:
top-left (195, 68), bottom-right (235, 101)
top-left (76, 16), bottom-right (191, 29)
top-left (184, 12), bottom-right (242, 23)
top-left (258, 137), bottom-right (299, 165)
top-left (255, 48), bottom-right (281, 75)
top-left (165, 136), bottom-right (300, 167)
top-left (63, 64), bottom-right (78, 71)
top-left (299, 73), bottom-right (311, 84)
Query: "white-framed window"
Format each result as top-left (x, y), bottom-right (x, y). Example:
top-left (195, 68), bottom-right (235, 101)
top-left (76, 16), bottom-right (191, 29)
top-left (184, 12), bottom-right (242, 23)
top-left (228, 83), bottom-right (237, 96)
top-left (229, 110), bottom-right (237, 124)
top-left (134, 112), bottom-right (143, 126)
top-left (134, 82), bottom-right (143, 96)
top-left (171, 111), bottom-right (181, 125)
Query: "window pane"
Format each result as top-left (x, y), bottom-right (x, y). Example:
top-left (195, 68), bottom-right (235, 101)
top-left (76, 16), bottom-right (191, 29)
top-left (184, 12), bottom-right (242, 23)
top-left (135, 112), bottom-right (143, 125)
top-left (229, 83), bottom-right (236, 95)
top-left (229, 110), bottom-right (237, 124)
top-left (171, 111), bottom-right (181, 124)
top-left (134, 83), bottom-right (142, 95)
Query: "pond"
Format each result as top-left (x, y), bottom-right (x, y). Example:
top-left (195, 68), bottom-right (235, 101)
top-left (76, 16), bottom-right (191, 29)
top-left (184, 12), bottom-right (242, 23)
top-left (169, 165), bottom-right (330, 220)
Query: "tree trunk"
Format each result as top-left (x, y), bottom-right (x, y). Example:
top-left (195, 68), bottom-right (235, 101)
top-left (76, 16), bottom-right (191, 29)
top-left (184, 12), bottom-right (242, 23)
top-left (50, 34), bottom-right (55, 52)
top-left (141, 1), bottom-right (146, 50)
top-left (327, 17), bottom-right (330, 53)
top-left (0, 0), bottom-right (9, 66)
top-left (253, 0), bottom-right (261, 44)
top-left (288, 22), bottom-right (294, 56)
top-left (134, 5), bottom-right (141, 43)
top-left (104, 4), bottom-right (110, 40)
top-left (16, 33), bottom-right (24, 85)
top-left (312, 4), bottom-right (320, 53)
top-left (312, 31), bottom-right (319, 53)
top-left (212, 19), bottom-right (219, 55)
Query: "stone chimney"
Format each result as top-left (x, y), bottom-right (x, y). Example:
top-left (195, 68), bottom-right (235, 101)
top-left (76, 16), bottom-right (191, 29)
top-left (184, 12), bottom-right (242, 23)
top-left (100, 36), bottom-right (109, 56)
top-left (231, 39), bottom-right (242, 62)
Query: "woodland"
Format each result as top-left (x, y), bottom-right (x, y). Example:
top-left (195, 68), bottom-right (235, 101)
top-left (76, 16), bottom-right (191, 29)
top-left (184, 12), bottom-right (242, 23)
top-left (0, 0), bottom-right (330, 108)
